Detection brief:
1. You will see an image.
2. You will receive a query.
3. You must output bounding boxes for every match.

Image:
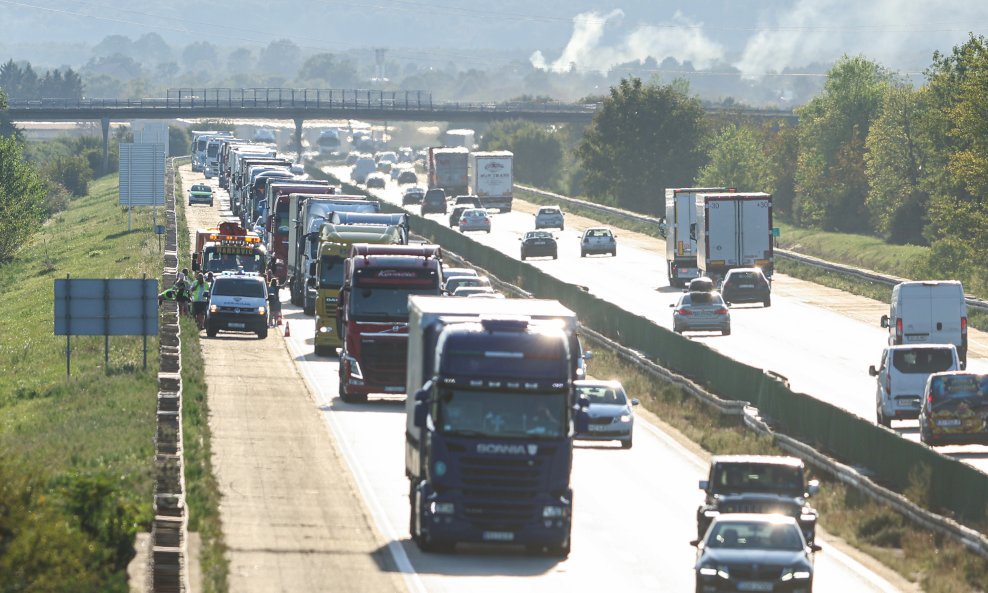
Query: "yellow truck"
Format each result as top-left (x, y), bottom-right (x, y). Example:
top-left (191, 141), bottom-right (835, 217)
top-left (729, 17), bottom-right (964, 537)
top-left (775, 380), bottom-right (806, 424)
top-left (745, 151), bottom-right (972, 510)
top-left (313, 222), bottom-right (403, 356)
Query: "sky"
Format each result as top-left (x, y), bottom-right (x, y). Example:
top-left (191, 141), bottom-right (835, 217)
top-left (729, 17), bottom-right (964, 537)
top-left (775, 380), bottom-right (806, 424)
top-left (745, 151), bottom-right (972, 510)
top-left (1, 0), bottom-right (987, 77)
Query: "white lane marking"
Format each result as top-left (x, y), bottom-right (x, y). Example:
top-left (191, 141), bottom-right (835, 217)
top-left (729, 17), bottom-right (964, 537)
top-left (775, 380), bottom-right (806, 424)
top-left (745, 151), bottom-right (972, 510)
top-left (284, 332), bottom-right (427, 593)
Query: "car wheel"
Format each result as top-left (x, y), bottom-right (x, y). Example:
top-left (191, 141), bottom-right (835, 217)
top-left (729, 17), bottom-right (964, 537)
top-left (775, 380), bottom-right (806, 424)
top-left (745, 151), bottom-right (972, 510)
top-left (722, 326), bottom-right (731, 336)
top-left (521, 254), bottom-right (526, 261)
top-left (552, 251), bottom-right (558, 260)
top-left (257, 327), bottom-right (268, 339)
top-left (764, 296), bottom-right (772, 307)
top-left (621, 438), bottom-right (633, 449)
top-left (877, 409), bottom-right (891, 428)
top-left (611, 249), bottom-right (617, 256)
top-left (560, 224), bottom-right (565, 231)
top-left (580, 250), bottom-right (586, 258)
top-left (206, 325), bottom-right (217, 338)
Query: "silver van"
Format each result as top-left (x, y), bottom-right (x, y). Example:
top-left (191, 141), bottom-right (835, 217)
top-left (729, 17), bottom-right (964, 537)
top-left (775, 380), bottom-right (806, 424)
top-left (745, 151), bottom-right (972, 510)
top-left (881, 281), bottom-right (967, 367)
top-left (869, 344), bottom-right (960, 427)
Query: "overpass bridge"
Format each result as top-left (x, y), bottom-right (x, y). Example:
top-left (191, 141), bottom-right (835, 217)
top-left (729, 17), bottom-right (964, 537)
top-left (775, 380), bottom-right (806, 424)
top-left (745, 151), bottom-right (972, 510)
top-left (6, 87), bottom-right (797, 169)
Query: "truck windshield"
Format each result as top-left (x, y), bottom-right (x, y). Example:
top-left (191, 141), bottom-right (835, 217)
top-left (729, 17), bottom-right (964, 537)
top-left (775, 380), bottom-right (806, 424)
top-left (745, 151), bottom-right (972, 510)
top-left (350, 285), bottom-right (438, 320)
top-left (204, 250), bottom-right (265, 274)
top-left (319, 255), bottom-right (346, 288)
top-left (436, 388), bottom-right (568, 438)
top-left (275, 203), bottom-right (290, 234)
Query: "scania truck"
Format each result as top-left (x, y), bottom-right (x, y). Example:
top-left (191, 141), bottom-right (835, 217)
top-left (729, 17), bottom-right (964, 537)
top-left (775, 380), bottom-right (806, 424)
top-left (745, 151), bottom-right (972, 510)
top-left (313, 223), bottom-right (404, 356)
top-left (337, 244), bottom-right (443, 403)
top-left (404, 296), bottom-right (590, 556)
top-left (664, 187), bottom-right (728, 287)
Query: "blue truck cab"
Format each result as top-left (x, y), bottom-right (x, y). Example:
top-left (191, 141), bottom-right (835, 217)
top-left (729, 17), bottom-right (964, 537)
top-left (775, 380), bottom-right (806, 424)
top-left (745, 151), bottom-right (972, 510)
top-left (405, 297), bottom-right (589, 557)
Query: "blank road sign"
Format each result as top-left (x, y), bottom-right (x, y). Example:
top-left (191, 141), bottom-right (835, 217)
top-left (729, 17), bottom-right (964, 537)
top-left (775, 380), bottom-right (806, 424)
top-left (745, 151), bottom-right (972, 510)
top-left (54, 278), bottom-right (159, 336)
top-left (119, 143), bottom-right (165, 206)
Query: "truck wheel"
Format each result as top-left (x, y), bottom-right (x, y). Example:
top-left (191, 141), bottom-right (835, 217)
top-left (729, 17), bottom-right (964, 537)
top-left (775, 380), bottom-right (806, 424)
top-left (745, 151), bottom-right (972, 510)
top-left (314, 344), bottom-right (333, 357)
top-left (304, 301), bottom-right (315, 316)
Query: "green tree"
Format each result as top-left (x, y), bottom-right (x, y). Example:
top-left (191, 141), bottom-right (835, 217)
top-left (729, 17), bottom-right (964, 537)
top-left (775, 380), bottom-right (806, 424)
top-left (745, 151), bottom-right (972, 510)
top-left (0, 134), bottom-right (46, 262)
top-left (576, 77), bottom-right (707, 214)
top-left (45, 155), bottom-right (92, 197)
top-left (697, 123), bottom-right (775, 193)
top-left (793, 56), bottom-right (890, 231)
top-left (864, 82), bottom-right (930, 243)
top-left (168, 125), bottom-right (190, 158)
top-left (297, 53), bottom-right (358, 87)
top-left (258, 39), bottom-right (302, 77)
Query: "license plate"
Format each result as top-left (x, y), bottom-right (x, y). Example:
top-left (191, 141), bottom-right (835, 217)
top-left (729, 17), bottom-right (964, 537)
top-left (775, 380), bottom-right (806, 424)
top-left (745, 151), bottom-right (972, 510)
top-left (737, 582), bottom-right (774, 592)
top-left (384, 386), bottom-right (404, 393)
top-left (739, 284), bottom-right (754, 288)
top-left (228, 322), bottom-right (245, 329)
top-left (906, 334), bottom-right (928, 342)
top-left (482, 531), bottom-right (514, 542)
top-left (588, 424), bottom-right (611, 432)
top-left (937, 419), bottom-right (962, 427)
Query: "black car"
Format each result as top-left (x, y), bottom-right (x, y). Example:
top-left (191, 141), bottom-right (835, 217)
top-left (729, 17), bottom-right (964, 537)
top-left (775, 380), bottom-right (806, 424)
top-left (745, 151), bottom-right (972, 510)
top-left (692, 514), bottom-right (819, 593)
top-left (402, 187), bottom-right (425, 205)
top-left (366, 174), bottom-right (387, 189)
top-left (421, 188), bottom-right (447, 215)
top-left (721, 267), bottom-right (771, 307)
top-left (453, 195), bottom-right (483, 208)
top-left (520, 230), bottom-right (558, 260)
top-left (449, 206), bottom-right (470, 228)
top-left (397, 170), bottom-right (419, 184)
top-left (697, 455), bottom-right (819, 544)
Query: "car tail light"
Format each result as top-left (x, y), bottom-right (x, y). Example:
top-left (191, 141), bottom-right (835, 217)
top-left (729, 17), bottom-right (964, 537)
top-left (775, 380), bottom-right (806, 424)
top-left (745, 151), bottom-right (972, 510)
top-left (895, 318), bottom-right (903, 343)
top-left (886, 372), bottom-right (891, 398)
top-left (677, 308), bottom-right (692, 316)
top-left (714, 308), bottom-right (728, 315)
top-left (962, 317), bottom-right (968, 336)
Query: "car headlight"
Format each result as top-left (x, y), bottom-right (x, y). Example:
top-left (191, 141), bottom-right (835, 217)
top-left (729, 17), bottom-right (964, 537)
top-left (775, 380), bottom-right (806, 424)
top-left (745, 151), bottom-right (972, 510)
top-left (781, 569), bottom-right (811, 581)
top-left (258, 306), bottom-right (266, 316)
top-left (619, 414), bottom-right (632, 423)
top-left (209, 304), bottom-right (218, 314)
top-left (542, 505), bottom-right (567, 518)
top-left (699, 565), bottom-right (729, 579)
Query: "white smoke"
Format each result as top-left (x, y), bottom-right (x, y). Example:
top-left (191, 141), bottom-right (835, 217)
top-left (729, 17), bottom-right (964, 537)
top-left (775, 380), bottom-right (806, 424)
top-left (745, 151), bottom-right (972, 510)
top-left (530, 10), bottom-right (725, 74)
top-left (535, 2), bottom-right (988, 80)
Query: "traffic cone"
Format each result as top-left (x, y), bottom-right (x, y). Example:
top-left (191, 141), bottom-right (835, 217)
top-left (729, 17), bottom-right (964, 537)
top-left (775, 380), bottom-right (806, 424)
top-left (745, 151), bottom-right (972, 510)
top-left (284, 321), bottom-right (291, 337)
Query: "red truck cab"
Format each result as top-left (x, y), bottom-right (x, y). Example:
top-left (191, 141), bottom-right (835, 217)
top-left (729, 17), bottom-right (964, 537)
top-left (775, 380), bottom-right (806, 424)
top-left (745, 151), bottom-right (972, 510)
top-left (338, 244), bottom-right (443, 403)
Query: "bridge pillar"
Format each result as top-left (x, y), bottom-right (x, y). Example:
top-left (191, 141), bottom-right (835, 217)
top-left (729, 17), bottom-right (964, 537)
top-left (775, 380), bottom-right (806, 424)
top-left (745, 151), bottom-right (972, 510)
top-left (293, 117), bottom-right (304, 163)
top-left (100, 116), bottom-right (110, 175)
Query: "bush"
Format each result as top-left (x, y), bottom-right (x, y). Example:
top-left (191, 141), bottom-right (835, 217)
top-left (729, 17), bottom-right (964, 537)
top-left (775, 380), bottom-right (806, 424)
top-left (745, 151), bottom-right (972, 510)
top-left (41, 179), bottom-right (71, 217)
top-left (46, 155), bottom-right (92, 196)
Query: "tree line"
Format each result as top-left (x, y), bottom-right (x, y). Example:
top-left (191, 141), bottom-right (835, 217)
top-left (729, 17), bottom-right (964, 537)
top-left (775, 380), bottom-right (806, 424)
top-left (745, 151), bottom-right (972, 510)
top-left (0, 59), bottom-right (83, 100)
top-left (484, 35), bottom-right (988, 295)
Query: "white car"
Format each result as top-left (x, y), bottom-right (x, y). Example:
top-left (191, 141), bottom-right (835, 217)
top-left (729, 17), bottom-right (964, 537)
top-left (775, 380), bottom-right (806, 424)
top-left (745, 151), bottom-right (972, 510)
top-left (580, 227), bottom-right (616, 257)
top-left (534, 206), bottom-right (565, 230)
top-left (869, 344), bottom-right (960, 427)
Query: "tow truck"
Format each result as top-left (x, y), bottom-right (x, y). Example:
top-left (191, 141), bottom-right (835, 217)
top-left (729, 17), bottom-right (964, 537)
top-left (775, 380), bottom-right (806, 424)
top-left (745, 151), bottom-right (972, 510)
top-left (195, 221), bottom-right (267, 275)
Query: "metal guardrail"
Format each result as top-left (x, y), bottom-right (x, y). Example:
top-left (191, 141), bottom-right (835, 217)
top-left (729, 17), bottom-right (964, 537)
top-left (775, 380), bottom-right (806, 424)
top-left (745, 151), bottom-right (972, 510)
top-left (436, 241), bottom-right (988, 560)
top-left (515, 183), bottom-right (988, 312)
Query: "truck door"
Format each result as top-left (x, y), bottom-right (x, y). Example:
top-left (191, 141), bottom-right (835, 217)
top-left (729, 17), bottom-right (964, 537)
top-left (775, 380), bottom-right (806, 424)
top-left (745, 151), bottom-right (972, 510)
top-left (706, 199), bottom-right (739, 266)
top-left (931, 285), bottom-right (962, 344)
top-left (739, 197), bottom-right (772, 267)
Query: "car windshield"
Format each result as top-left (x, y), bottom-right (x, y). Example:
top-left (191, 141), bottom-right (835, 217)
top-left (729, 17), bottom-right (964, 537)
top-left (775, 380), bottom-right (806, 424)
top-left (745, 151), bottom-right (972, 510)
top-left (319, 255), bottom-right (346, 288)
top-left (526, 232), bottom-right (552, 240)
top-left (446, 277), bottom-right (490, 292)
top-left (540, 209), bottom-right (560, 216)
top-left (436, 389), bottom-right (569, 438)
top-left (577, 385), bottom-right (627, 405)
top-left (929, 374), bottom-right (988, 409)
top-left (892, 349), bottom-right (955, 374)
top-left (586, 229), bottom-right (611, 237)
top-left (212, 278), bottom-right (265, 298)
top-left (191, 185), bottom-right (211, 193)
top-left (349, 285), bottom-right (438, 320)
top-left (726, 271), bottom-right (763, 284)
top-left (707, 521), bottom-right (804, 551)
top-left (711, 463), bottom-right (805, 494)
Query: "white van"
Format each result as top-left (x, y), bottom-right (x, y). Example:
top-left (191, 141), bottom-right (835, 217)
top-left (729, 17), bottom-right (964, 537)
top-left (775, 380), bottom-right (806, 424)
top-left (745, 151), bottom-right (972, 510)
top-left (868, 344), bottom-right (960, 427)
top-left (205, 272), bottom-right (269, 339)
top-left (881, 281), bottom-right (967, 367)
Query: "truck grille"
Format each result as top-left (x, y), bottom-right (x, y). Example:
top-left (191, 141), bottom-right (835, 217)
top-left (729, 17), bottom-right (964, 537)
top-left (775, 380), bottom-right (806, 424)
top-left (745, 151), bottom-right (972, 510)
top-left (360, 337), bottom-right (407, 385)
top-left (455, 448), bottom-right (556, 531)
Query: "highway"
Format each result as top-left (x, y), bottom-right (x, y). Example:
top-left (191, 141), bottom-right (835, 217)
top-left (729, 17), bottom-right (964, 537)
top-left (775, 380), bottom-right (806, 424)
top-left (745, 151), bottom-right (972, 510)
top-left (327, 167), bottom-right (988, 473)
top-left (185, 165), bottom-right (908, 592)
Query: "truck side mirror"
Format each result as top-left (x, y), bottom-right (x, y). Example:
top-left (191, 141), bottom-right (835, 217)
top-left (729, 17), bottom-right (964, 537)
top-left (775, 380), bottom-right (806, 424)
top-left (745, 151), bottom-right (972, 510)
top-left (414, 401), bottom-right (429, 428)
top-left (574, 409), bottom-right (589, 434)
top-left (308, 262), bottom-right (317, 276)
top-left (880, 314), bottom-right (889, 328)
top-left (868, 365), bottom-right (878, 377)
top-left (807, 480), bottom-right (820, 496)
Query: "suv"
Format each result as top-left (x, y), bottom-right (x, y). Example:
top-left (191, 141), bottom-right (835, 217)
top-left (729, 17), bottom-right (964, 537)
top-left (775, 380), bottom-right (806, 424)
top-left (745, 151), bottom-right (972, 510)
top-left (205, 273), bottom-right (269, 339)
top-left (869, 344), bottom-right (960, 427)
top-left (721, 267), bottom-right (771, 307)
top-left (534, 206), bottom-right (565, 230)
top-left (421, 188), bottom-right (448, 215)
top-left (697, 455), bottom-right (819, 544)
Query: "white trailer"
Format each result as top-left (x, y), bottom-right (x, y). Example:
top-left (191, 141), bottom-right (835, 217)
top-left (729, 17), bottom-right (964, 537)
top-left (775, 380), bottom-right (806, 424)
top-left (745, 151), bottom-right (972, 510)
top-left (695, 192), bottom-right (773, 282)
top-left (664, 187), bottom-right (727, 287)
top-left (470, 151), bottom-right (514, 212)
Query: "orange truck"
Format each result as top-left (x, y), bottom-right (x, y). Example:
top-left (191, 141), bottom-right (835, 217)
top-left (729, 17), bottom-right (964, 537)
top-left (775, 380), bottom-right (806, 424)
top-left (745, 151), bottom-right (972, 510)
top-left (195, 221), bottom-right (268, 275)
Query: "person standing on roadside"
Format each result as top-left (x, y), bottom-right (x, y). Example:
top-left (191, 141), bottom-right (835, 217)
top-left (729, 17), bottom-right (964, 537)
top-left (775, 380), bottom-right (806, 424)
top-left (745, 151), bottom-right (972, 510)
top-left (267, 277), bottom-right (283, 327)
top-left (190, 272), bottom-right (209, 330)
top-left (174, 278), bottom-right (191, 317)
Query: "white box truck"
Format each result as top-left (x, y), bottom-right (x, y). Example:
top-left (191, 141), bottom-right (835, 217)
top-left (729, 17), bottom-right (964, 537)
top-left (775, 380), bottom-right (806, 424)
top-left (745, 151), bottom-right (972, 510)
top-left (665, 187), bottom-right (728, 287)
top-left (881, 281), bottom-right (968, 367)
top-left (695, 192), bottom-right (773, 282)
top-left (471, 151), bottom-right (514, 212)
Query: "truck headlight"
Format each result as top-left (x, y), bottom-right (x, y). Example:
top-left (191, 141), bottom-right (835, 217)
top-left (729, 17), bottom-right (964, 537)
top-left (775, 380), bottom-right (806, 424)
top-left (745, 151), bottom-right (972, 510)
top-left (542, 505), bottom-right (567, 518)
top-left (258, 306), bottom-right (266, 316)
top-left (346, 356), bottom-right (363, 380)
top-left (318, 326), bottom-right (333, 334)
top-left (431, 502), bottom-right (455, 515)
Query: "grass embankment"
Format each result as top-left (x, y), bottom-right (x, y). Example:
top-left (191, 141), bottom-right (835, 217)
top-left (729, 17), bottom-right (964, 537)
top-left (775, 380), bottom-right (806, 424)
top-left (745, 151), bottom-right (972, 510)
top-left (589, 346), bottom-right (988, 592)
top-left (174, 166), bottom-right (229, 593)
top-left (774, 222), bottom-right (929, 279)
top-left (0, 175), bottom-right (160, 591)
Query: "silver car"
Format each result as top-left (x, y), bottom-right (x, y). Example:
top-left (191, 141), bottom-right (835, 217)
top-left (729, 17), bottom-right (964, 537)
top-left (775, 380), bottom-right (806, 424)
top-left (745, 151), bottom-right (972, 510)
top-left (534, 206), bottom-right (565, 230)
top-left (672, 292), bottom-right (731, 335)
top-left (575, 380), bottom-right (639, 448)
